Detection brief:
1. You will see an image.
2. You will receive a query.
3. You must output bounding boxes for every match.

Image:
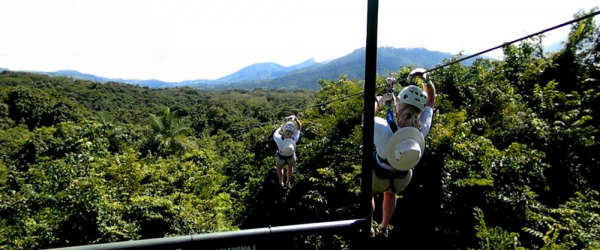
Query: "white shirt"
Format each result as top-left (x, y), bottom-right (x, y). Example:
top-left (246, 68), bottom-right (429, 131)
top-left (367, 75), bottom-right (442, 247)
top-left (373, 106), bottom-right (433, 168)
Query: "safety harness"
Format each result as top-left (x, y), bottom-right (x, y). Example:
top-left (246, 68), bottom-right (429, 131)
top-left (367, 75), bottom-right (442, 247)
top-left (276, 150), bottom-right (294, 160)
top-left (277, 137), bottom-right (296, 161)
top-left (373, 115), bottom-right (409, 193)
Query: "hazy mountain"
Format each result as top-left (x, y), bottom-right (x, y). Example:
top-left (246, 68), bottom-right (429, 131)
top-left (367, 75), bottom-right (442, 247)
top-left (45, 70), bottom-right (114, 83)
top-left (7, 58), bottom-right (318, 88)
top-left (195, 47), bottom-right (465, 90)
top-left (15, 69), bottom-right (183, 88)
top-left (545, 40), bottom-right (565, 53)
top-left (214, 58), bottom-right (317, 83)
top-left (2, 47), bottom-right (475, 90)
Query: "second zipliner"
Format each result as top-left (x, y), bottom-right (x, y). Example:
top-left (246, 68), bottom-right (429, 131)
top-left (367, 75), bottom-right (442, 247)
top-left (273, 115), bottom-right (302, 189)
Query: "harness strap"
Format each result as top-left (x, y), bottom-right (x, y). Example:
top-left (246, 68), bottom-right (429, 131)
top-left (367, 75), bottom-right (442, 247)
top-left (276, 150), bottom-right (294, 160)
top-left (373, 154), bottom-right (408, 193)
top-left (388, 120), bottom-right (398, 133)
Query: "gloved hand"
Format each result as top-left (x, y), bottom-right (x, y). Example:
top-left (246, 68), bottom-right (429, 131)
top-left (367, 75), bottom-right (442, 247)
top-left (376, 94), bottom-right (394, 107)
top-left (408, 68), bottom-right (430, 85)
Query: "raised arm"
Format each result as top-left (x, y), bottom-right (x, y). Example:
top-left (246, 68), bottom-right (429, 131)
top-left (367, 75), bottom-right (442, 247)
top-left (295, 117), bottom-right (301, 131)
top-left (409, 68), bottom-right (436, 108)
top-left (423, 76), bottom-right (436, 108)
top-left (273, 125), bottom-right (283, 141)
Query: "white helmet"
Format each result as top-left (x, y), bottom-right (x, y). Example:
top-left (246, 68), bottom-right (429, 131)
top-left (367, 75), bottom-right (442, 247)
top-left (398, 85), bottom-right (427, 110)
top-left (283, 122), bottom-right (297, 132)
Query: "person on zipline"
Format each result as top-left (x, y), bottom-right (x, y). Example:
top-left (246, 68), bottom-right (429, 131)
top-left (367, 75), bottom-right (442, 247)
top-left (371, 68), bottom-right (436, 238)
top-left (273, 115), bottom-right (302, 188)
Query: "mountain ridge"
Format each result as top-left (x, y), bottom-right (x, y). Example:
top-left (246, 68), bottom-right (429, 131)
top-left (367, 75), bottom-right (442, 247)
top-left (1, 47), bottom-right (471, 90)
top-left (214, 58), bottom-right (319, 83)
top-left (199, 47), bottom-right (468, 90)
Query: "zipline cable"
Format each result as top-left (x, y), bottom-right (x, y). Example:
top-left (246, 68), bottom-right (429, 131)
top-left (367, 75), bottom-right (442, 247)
top-left (255, 10), bottom-right (600, 129)
top-left (425, 10), bottom-right (600, 73)
top-left (292, 10), bottom-right (600, 110)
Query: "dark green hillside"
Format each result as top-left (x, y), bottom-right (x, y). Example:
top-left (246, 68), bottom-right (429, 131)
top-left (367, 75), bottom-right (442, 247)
top-left (0, 71), bottom-right (318, 248)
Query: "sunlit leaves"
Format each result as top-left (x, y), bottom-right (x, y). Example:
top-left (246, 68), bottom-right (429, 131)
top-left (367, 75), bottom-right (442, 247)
top-left (0, 10), bottom-right (599, 248)
top-left (146, 107), bottom-right (195, 156)
top-left (524, 190), bottom-right (600, 249)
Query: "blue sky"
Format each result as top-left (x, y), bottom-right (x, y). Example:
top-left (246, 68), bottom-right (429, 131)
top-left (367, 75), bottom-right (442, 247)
top-left (0, 0), bottom-right (598, 82)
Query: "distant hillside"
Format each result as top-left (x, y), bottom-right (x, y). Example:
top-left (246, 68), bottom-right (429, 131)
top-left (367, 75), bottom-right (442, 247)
top-left (45, 70), bottom-right (112, 83)
top-left (2, 47), bottom-right (477, 90)
top-left (197, 47), bottom-right (469, 90)
top-left (213, 58), bottom-right (317, 83)
top-left (8, 58), bottom-right (318, 88)
top-left (24, 69), bottom-right (187, 88)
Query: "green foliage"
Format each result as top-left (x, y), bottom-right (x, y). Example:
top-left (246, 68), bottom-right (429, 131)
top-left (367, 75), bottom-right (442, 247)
top-left (523, 190), bottom-right (600, 249)
top-left (4, 86), bottom-right (87, 130)
top-left (145, 107), bottom-right (195, 156)
top-left (473, 207), bottom-right (527, 250)
top-left (0, 141), bottom-right (237, 248)
top-left (0, 8), bottom-right (599, 250)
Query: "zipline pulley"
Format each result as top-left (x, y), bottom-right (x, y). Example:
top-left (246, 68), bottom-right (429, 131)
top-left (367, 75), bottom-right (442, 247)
top-left (385, 77), bottom-right (395, 123)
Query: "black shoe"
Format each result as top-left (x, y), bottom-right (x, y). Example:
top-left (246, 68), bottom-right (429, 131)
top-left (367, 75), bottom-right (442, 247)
top-left (285, 182), bottom-right (292, 188)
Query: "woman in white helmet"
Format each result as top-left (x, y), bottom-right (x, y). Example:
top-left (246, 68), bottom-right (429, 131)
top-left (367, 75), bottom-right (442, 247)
top-left (371, 68), bottom-right (436, 238)
top-left (273, 115), bottom-right (302, 188)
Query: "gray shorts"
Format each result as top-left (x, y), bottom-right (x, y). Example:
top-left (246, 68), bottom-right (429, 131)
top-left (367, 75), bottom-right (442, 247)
top-left (275, 153), bottom-right (296, 167)
top-left (372, 168), bottom-right (412, 194)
